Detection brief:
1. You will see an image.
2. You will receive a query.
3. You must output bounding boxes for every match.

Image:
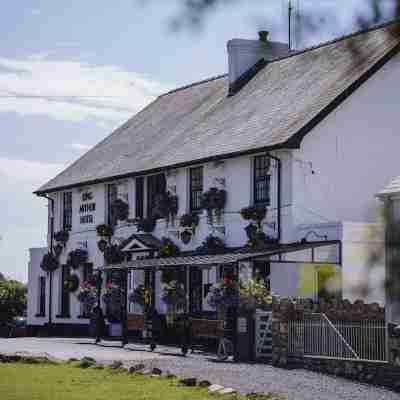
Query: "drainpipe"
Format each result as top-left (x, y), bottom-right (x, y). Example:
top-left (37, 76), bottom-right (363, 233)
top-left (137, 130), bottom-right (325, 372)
top-left (266, 153), bottom-right (282, 243)
top-left (38, 194), bottom-right (55, 328)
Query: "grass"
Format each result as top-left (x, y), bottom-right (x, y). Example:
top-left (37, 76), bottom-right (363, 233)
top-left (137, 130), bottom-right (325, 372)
top-left (0, 361), bottom-right (243, 400)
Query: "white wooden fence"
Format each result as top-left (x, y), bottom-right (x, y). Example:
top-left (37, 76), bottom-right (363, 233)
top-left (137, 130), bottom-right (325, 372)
top-left (288, 313), bottom-right (387, 362)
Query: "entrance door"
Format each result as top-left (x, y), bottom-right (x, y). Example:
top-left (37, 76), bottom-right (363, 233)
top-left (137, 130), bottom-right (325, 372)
top-left (189, 267), bottom-right (203, 314)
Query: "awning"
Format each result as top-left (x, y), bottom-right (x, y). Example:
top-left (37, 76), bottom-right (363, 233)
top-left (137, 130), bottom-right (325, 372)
top-left (100, 240), bottom-right (341, 271)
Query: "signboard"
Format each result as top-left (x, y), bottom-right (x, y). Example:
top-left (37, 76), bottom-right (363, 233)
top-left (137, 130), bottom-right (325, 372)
top-left (79, 191), bottom-right (96, 224)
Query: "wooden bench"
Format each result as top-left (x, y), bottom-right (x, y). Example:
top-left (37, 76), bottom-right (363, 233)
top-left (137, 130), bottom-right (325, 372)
top-left (189, 318), bottom-right (224, 352)
top-left (127, 314), bottom-right (145, 331)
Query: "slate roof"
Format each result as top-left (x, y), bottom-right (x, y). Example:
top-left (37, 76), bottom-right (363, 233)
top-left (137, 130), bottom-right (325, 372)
top-left (36, 21), bottom-right (400, 194)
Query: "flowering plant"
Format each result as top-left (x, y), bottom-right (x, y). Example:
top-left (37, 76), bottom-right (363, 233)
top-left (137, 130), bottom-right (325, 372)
top-left (159, 238), bottom-right (180, 258)
top-left (67, 249), bottom-right (88, 269)
top-left (63, 274), bottom-right (80, 292)
top-left (240, 278), bottom-right (272, 310)
top-left (76, 281), bottom-right (98, 309)
top-left (161, 280), bottom-right (186, 308)
top-left (128, 285), bottom-right (152, 308)
top-left (102, 283), bottom-right (121, 305)
top-left (201, 187), bottom-right (227, 225)
top-left (206, 277), bottom-right (239, 310)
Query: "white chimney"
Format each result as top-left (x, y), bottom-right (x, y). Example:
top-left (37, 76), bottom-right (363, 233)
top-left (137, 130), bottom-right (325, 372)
top-left (227, 31), bottom-right (291, 86)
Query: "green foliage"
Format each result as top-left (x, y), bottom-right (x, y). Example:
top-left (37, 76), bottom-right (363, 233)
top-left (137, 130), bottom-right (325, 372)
top-left (153, 192), bottom-right (179, 226)
top-left (159, 237), bottom-right (180, 258)
top-left (240, 278), bottom-right (272, 310)
top-left (40, 253), bottom-right (59, 272)
top-left (96, 224), bottom-right (114, 238)
top-left (111, 199), bottom-right (129, 222)
top-left (67, 249), bottom-right (88, 269)
top-left (53, 230), bottom-right (69, 246)
top-left (196, 235), bottom-right (226, 254)
top-left (0, 272), bottom-right (5, 281)
top-left (240, 205), bottom-right (266, 228)
top-left (201, 187), bottom-right (227, 225)
top-left (0, 363), bottom-right (259, 400)
top-left (0, 280), bottom-right (27, 321)
top-left (63, 275), bottom-right (80, 293)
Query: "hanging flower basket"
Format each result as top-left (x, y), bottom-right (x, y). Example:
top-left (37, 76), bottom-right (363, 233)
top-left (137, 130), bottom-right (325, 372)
top-left (76, 281), bottom-right (98, 309)
top-left (161, 280), bottom-right (186, 326)
top-left (111, 199), bottom-right (129, 222)
top-left (240, 205), bottom-right (267, 228)
top-left (97, 239), bottom-right (108, 253)
top-left (103, 244), bottom-right (125, 265)
top-left (154, 192), bottom-right (178, 226)
top-left (67, 249), bottom-right (88, 270)
top-left (206, 278), bottom-right (239, 316)
top-left (53, 230), bottom-right (69, 246)
top-left (96, 224), bottom-right (114, 239)
top-left (240, 278), bottom-right (272, 311)
top-left (196, 235), bottom-right (226, 254)
top-left (54, 244), bottom-right (64, 258)
top-left (128, 285), bottom-right (152, 310)
top-left (180, 229), bottom-right (192, 245)
top-left (159, 237), bottom-right (180, 258)
top-left (136, 217), bottom-right (156, 233)
top-left (180, 213), bottom-right (199, 232)
top-left (64, 274), bottom-right (80, 292)
top-left (40, 252), bottom-right (59, 272)
top-left (201, 187), bottom-right (227, 225)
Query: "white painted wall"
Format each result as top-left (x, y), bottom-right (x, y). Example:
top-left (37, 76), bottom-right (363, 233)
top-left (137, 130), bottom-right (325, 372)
top-left (291, 52), bottom-right (400, 227)
top-left (27, 247), bottom-right (48, 326)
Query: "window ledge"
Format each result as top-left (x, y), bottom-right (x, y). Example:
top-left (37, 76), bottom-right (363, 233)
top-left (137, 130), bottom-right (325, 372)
top-left (35, 313), bottom-right (46, 318)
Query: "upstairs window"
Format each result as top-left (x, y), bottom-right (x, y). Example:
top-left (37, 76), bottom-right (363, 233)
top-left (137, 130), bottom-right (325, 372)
top-left (135, 177), bottom-right (144, 219)
top-left (147, 173), bottom-right (166, 219)
top-left (190, 166), bottom-right (203, 212)
top-left (107, 183), bottom-right (118, 225)
top-left (253, 155), bottom-right (271, 205)
top-left (63, 192), bottom-right (73, 231)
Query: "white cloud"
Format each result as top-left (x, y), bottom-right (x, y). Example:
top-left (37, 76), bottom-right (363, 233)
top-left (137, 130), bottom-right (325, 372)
top-left (0, 157), bottom-right (65, 184)
top-left (0, 55), bottom-right (171, 127)
top-left (70, 143), bottom-right (92, 151)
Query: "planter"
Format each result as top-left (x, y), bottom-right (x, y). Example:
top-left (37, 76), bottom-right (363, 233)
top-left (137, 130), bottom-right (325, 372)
top-left (108, 323), bottom-right (122, 337)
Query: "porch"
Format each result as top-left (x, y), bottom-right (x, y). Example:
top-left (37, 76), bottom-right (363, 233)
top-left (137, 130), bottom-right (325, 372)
top-left (96, 239), bottom-right (342, 359)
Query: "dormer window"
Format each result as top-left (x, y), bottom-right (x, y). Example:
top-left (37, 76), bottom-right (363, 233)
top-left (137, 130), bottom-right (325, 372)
top-left (190, 166), bottom-right (203, 212)
top-left (253, 155), bottom-right (271, 205)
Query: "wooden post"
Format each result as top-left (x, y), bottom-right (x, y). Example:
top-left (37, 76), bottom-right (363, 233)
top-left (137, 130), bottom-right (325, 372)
top-left (121, 269), bottom-right (128, 346)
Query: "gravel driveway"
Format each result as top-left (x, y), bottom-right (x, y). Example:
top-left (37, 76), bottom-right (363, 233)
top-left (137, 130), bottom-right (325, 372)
top-left (0, 337), bottom-right (398, 400)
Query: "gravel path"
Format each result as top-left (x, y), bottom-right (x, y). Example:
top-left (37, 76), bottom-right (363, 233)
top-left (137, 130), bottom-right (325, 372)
top-left (0, 337), bottom-right (398, 400)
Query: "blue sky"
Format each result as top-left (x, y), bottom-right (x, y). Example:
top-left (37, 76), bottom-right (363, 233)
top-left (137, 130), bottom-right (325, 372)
top-left (0, 0), bottom-right (396, 282)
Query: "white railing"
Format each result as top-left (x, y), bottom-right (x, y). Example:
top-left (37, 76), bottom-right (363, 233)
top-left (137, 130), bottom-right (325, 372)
top-left (288, 313), bottom-right (387, 362)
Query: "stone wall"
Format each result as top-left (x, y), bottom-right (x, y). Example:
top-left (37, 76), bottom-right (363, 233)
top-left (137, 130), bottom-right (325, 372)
top-left (271, 298), bottom-right (400, 392)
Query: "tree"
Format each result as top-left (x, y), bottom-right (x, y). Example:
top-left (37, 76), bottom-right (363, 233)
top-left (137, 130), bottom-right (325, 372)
top-left (0, 272), bottom-right (5, 282)
top-left (0, 280), bottom-right (27, 321)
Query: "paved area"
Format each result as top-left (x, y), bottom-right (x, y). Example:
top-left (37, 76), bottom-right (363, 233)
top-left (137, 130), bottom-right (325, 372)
top-left (0, 337), bottom-right (398, 400)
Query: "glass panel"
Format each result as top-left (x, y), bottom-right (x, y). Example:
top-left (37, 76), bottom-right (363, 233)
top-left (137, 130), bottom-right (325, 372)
top-left (190, 167), bottom-right (203, 212)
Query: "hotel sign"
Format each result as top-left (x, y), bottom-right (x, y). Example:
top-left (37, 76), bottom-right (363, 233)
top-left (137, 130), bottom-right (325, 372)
top-left (79, 191), bottom-right (96, 224)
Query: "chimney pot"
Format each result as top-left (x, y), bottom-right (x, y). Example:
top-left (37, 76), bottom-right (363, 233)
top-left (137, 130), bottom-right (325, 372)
top-left (258, 30), bottom-right (269, 43)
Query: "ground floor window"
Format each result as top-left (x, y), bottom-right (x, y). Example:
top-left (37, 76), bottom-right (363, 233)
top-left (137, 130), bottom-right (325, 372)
top-left (38, 276), bottom-right (46, 317)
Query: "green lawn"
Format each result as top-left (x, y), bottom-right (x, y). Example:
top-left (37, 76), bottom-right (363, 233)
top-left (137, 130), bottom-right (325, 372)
top-left (0, 362), bottom-right (241, 400)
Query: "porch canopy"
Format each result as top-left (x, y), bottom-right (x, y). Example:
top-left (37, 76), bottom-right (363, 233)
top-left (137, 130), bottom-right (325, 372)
top-left (100, 240), bottom-right (341, 271)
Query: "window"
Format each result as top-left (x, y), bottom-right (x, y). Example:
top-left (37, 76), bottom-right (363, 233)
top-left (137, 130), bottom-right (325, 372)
top-left (107, 183), bottom-right (118, 225)
top-left (135, 177), bottom-right (144, 219)
top-left (38, 277), bottom-right (46, 317)
top-left (63, 192), bottom-right (73, 231)
top-left (253, 155), bottom-right (271, 205)
top-left (147, 174), bottom-right (166, 218)
top-left (60, 265), bottom-right (71, 317)
top-left (190, 167), bottom-right (203, 212)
